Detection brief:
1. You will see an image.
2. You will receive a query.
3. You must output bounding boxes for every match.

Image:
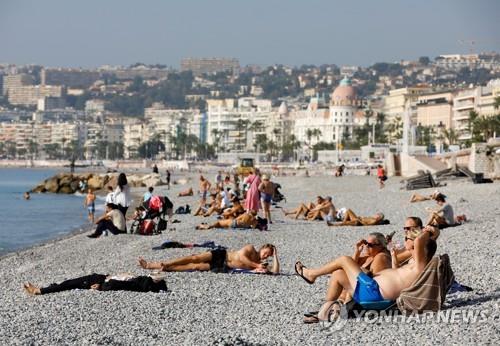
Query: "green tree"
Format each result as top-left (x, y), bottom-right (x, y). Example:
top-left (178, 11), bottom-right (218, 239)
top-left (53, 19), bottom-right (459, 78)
top-left (254, 133), bottom-right (268, 153)
top-left (494, 96), bottom-right (500, 111)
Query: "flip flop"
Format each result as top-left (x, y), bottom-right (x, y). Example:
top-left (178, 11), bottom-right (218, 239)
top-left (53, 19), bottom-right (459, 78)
top-left (303, 310), bottom-right (319, 318)
top-left (303, 315), bottom-right (320, 324)
top-left (295, 261), bottom-right (314, 285)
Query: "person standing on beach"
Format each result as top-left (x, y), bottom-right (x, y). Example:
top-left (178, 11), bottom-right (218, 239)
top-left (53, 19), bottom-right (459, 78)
top-left (105, 185), bottom-right (115, 204)
top-left (84, 189), bottom-right (96, 223)
top-left (377, 164), bottom-right (387, 189)
top-left (166, 170), bottom-right (171, 190)
top-left (114, 173), bottom-right (131, 218)
top-left (152, 164), bottom-right (159, 174)
top-left (193, 175), bottom-right (211, 216)
top-left (258, 174), bottom-right (274, 223)
top-left (244, 168), bottom-right (261, 214)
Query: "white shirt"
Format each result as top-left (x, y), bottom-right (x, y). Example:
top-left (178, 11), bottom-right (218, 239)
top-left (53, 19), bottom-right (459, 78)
top-left (221, 191), bottom-right (232, 208)
top-left (114, 184), bottom-right (131, 207)
top-left (105, 192), bottom-right (115, 204)
top-left (107, 209), bottom-right (126, 231)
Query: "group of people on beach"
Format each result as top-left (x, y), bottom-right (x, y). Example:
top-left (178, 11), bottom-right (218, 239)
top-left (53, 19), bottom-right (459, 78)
top-left (24, 168), bottom-right (466, 326)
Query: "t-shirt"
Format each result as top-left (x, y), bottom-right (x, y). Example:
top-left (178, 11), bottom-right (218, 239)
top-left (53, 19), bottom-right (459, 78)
top-left (143, 192), bottom-right (152, 202)
top-left (105, 192), bottom-right (115, 204)
top-left (442, 203), bottom-right (455, 225)
top-left (221, 191), bottom-right (232, 208)
top-left (107, 209), bottom-right (126, 231)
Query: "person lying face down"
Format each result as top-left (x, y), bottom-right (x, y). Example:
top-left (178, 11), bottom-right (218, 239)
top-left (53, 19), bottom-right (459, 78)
top-left (296, 217), bottom-right (438, 311)
top-left (23, 273), bottom-right (167, 295)
top-left (138, 243), bottom-right (280, 274)
top-left (326, 209), bottom-right (387, 227)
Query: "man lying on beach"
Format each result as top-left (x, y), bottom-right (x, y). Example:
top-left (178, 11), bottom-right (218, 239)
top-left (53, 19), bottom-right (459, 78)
top-left (326, 209), bottom-right (388, 227)
top-left (87, 203), bottom-right (126, 238)
top-left (23, 273), bottom-right (167, 295)
top-left (425, 193), bottom-right (466, 228)
top-left (409, 190), bottom-right (441, 203)
top-left (138, 243), bottom-right (279, 273)
top-left (178, 187), bottom-right (194, 197)
top-left (195, 210), bottom-right (267, 231)
top-left (296, 217), bottom-right (438, 321)
top-left (282, 196), bottom-right (324, 219)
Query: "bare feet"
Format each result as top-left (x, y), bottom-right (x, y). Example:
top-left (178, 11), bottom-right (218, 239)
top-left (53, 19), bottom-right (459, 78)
top-left (138, 257), bottom-right (150, 269)
top-left (23, 283), bottom-right (41, 295)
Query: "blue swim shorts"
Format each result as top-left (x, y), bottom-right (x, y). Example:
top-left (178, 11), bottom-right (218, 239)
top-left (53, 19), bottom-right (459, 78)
top-left (353, 272), bottom-right (385, 303)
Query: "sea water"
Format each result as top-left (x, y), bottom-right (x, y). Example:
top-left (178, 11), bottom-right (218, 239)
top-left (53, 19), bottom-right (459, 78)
top-left (0, 168), bottom-right (104, 255)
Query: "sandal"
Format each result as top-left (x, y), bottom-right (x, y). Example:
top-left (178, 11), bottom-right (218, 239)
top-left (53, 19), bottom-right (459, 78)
top-left (303, 314), bottom-right (320, 324)
top-left (294, 261), bottom-right (314, 285)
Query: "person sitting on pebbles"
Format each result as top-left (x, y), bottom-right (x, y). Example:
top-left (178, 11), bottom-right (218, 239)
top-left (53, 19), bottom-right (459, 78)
top-left (305, 196), bottom-right (336, 221)
top-left (425, 193), bottom-right (467, 228)
top-left (195, 210), bottom-right (268, 231)
top-left (295, 217), bottom-right (439, 323)
top-left (138, 243), bottom-right (279, 274)
top-left (23, 273), bottom-right (167, 295)
top-left (221, 197), bottom-right (245, 219)
top-left (326, 209), bottom-right (389, 227)
top-left (299, 232), bottom-right (392, 322)
top-left (282, 196), bottom-right (325, 219)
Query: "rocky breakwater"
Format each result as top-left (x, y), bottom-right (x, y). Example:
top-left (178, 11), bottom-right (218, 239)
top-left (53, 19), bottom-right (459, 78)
top-left (31, 172), bottom-right (165, 194)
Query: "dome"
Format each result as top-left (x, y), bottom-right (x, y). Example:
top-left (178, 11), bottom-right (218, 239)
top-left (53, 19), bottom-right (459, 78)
top-left (331, 77), bottom-right (357, 105)
top-left (278, 101), bottom-right (288, 115)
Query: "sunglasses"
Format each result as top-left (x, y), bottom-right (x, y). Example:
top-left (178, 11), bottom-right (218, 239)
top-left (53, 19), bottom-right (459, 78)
top-left (405, 237), bottom-right (415, 242)
top-left (403, 226), bottom-right (418, 231)
top-left (366, 242), bottom-right (379, 248)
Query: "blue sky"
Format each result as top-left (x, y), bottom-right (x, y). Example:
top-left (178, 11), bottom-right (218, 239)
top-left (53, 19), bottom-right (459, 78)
top-left (0, 0), bottom-right (499, 68)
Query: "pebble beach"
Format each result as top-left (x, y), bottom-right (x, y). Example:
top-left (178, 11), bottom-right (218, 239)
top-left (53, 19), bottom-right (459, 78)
top-left (0, 174), bottom-right (499, 345)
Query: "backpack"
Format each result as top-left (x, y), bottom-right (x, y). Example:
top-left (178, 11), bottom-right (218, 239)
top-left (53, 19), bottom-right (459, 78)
top-left (397, 254), bottom-right (455, 313)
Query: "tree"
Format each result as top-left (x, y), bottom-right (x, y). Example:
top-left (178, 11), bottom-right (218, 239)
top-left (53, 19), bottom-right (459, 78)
top-left (6, 141), bottom-right (16, 158)
top-left (305, 128), bottom-right (322, 147)
top-left (494, 96), bottom-right (500, 111)
top-left (138, 139), bottom-right (165, 159)
top-left (43, 143), bottom-right (61, 159)
top-left (442, 128), bottom-right (458, 146)
top-left (254, 133), bottom-right (268, 153)
top-left (27, 140), bottom-right (38, 159)
top-left (418, 56), bottom-right (431, 66)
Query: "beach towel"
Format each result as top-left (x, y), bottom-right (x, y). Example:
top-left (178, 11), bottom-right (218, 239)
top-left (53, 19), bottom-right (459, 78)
top-left (397, 254), bottom-right (455, 313)
top-left (152, 240), bottom-right (225, 250)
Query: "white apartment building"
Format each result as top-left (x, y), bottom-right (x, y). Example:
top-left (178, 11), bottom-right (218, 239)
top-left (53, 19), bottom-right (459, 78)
top-left (123, 119), bottom-right (155, 159)
top-left (453, 79), bottom-right (500, 140)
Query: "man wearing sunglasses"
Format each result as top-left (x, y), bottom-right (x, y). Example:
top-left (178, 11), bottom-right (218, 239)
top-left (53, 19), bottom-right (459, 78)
top-left (296, 216), bottom-right (439, 311)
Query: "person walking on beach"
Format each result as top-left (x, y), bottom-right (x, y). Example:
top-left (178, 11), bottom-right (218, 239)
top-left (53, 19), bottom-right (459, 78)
top-left (377, 164), bottom-right (387, 189)
top-left (84, 189), bottom-right (96, 223)
top-left (258, 174), bottom-right (274, 223)
top-left (244, 168), bottom-right (261, 214)
top-left (166, 170), bottom-right (171, 190)
top-left (87, 203), bottom-right (126, 238)
top-left (139, 243), bottom-right (279, 274)
top-left (114, 173), bottom-right (131, 218)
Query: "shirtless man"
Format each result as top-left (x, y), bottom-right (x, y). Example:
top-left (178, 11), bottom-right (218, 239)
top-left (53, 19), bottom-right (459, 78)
top-left (296, 217), bottom-right (438, 314)
top-left (283, 196), bottom-right (324, 219)
top-left (306, 196), bottom-right (335, 221)
top-left (221, 198), bottom-right (245, 219)
top-left (193, 176), bottom-right (212, 216)
top-left (138, 243), bottom-right (279, 274)
top-left (203, 189), bottom-right (223, 217)
top-left (195, 211), bottom-right (263, 230)
top-left (84, 189), bottom-right (97, 223)
top-left (327, 209), bottom-right (386, 226)
top-left (178, 187), bottom-right (194, 197)
top-left (409, 190), bottom-right (440, 203)
top-left (259, 175), bottom-right (274, 223)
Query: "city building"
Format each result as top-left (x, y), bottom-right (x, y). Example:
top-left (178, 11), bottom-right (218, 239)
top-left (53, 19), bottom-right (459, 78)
top-left (41, 68), bottom-right (100, 88)
top-left (416, 91), bottom-right (455, 129)
top-left (2, 73), bottom-right (34, 95)
top-left (180, 57), bottom-right (240, 76)
top-left (382, 85), bottom-right (432, 124)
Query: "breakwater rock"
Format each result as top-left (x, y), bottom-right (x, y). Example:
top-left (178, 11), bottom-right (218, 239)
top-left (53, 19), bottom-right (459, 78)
top-left (32, 172), bottom-right (164, 194)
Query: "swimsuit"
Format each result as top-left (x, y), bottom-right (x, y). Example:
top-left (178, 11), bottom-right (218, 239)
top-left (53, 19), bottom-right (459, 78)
top-left (353, 272), bottom-right (385, 303)
top-left (87, 202), bottom-right (95, 213)
top-left (210, 249), bottom-right (228, 273)
top-left (200, 191), bottom-right (208, 200)
top-left (261, 192), bottom-right (272, 203)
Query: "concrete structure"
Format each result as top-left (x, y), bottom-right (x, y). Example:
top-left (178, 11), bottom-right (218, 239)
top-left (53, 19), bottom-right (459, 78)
top-left (7, 85), bottom-right (65, 107)
top-left (383, 86), bottom-right (432, 124)
top-left (2, 73), bottom-right (34, 95)
top-left (41, 68), bottom-right (99, 88)
top-left (37, 97), bottom-right (66, 111)
top-left (416, 91), bottom-right (455, 128)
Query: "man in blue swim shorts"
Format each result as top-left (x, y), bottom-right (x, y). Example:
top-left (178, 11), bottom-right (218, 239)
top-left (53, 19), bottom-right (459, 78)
top-left (295, 217), bottom-right (439, 306)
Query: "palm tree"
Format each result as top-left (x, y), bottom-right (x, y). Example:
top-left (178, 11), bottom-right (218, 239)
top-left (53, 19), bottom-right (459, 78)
top-left (468, 110), bottom-right (479, 134)
top-left (442, 128), bottom-right (458, 146)
top-left (211, 128), bottom-right (223, 154)
top-left (27, 140), bottom-right (38, 160)
top-left (254, 133), bottom-right (268, 153)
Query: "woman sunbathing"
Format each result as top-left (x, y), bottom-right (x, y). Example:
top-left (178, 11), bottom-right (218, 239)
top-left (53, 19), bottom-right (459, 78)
top-left (23, 273), bottom-right (167, 295)
top-left (327, 209), bottom-right (388, 226)
top-left (178, 187), bottom-right (194, 197)
top-left (138, 243), bottom-right (279, 274)
top-left (409, 190), bottom-right (440, 203)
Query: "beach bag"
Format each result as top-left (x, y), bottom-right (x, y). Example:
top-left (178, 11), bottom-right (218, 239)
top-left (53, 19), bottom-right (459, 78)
top-left (149, 196), bottom-right (163, 212)
top-left (157, 218), bottom-right (167, 232)
top-left (140, 220), bottom-right (155, 235)
top-left (397, 254), bottom-right (455, 313)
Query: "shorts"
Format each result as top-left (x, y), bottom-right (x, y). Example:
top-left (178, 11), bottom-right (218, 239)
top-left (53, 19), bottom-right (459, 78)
top-left (353, 272), bottom-right (385, 303)
top-left (210, 249), bottom-right (228, 273)
top-left (261, 192), bottom-right (272, 203)
top-left (200, 191), bottom-right (208, 200)
top-left (87, 205), bottom-right (95, 214)
top-left (230, 219), bottom-right (239, 229)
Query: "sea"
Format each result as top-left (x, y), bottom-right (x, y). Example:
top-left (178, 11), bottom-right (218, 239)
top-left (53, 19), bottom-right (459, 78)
top-left (0, 168), bottom-right (105, 256)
